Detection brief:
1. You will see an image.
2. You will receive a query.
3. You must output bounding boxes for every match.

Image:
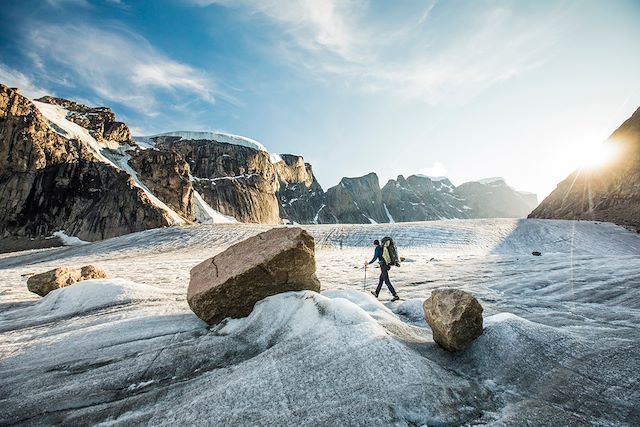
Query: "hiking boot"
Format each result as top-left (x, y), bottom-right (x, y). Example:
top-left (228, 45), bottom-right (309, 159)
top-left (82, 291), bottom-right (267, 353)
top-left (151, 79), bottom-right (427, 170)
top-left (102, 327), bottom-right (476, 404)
top-left (370, 290), bottom-right (379, 298)
top-left (391, 295), bottom-right (400, 302)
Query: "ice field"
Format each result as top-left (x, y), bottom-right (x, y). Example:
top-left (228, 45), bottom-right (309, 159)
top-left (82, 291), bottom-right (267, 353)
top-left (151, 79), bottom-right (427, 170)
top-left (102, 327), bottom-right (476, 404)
top-left (1, 218), bottom-right (639, 426)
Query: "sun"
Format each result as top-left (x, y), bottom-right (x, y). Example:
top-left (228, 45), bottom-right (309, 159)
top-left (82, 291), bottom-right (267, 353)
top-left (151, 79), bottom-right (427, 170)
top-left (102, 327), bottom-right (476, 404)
top-left (575, 141), bottom-right (619, 170)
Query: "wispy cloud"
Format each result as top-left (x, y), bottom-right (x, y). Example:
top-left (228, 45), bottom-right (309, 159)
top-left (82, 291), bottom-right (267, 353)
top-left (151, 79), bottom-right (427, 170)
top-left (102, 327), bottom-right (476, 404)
top-left (27, 24), bottom-right (224, 115)
top-left (191, 0), bottom-right (565, 103)
top-left (45, 0), bottom-right (91, 8)
top-left (0, 64), bottom-right (51, 99)
top-left (192, 0), bottom-right (367, 61)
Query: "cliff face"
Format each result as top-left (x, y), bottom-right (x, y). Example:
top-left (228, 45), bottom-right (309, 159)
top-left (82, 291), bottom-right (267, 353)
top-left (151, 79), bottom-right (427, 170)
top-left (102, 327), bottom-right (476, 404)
top-left (154, 136), bottom-right (281, 224)
top-left (529, 107), bottom-right (640, 231)
top-left (456, 178), bottom-right (538, 219)
top-left (128, 148), bottom-right (195, 221)
top-left (275, 154), bottom-right (330, 224)
top-left (1, 83), bottom-right (549, 248)
top-left (35, 96), bottom-right (132, 147)
top-left (382, 175), bottom-right (468, 221)
top-left (324, 173), bottom-right (387, 224)
top-left (0, 85), bottom-right (172, 242)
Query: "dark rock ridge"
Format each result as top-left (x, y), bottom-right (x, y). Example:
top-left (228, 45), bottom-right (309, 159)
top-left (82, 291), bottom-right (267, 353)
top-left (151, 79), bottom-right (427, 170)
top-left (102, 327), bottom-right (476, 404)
top-left (382, 175), bottom-right (469, 221)
top-left (324, 173), bottom-right (387, 224)
top-left (0, 84), bottom-right (172, 243)
top-left (299, 172), bottom-right (537, 224)
top-left (529, 106), bottom-right (640, 231)
top-left (456, 178), bottom-right (538, 219)
top-left (275, 154), bottom-right (331, 224)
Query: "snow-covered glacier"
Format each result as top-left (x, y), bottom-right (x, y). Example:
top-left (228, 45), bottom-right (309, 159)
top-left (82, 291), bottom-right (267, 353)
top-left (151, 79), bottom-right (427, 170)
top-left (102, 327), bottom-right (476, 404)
top-left (1, 218), bottom-right (639, 425)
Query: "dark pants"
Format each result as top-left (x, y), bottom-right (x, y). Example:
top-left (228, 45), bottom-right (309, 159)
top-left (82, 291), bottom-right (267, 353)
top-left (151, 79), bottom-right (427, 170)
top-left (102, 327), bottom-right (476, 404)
top-left (376, 263), bottom-right (397, 296)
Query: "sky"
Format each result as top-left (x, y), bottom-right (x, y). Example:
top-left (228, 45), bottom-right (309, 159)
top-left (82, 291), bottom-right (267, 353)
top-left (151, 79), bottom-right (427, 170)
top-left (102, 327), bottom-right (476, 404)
top-left (1, 0), bottom-right (639, 200)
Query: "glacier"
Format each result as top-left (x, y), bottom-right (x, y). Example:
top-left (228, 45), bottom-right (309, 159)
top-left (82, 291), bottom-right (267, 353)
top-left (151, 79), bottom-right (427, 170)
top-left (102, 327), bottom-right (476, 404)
top-left (1, 218), bottom-right (639, 425)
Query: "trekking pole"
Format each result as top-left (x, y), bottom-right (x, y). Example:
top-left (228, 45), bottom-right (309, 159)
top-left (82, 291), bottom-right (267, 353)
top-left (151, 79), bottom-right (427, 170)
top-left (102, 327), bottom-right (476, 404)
top-left (363, 263), bottom-right (367, 292)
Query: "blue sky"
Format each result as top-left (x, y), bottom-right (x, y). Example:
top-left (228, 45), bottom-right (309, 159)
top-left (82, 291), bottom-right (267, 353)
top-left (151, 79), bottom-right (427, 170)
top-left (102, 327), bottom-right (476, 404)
top-left (1, 0), bottom-right (639, 199)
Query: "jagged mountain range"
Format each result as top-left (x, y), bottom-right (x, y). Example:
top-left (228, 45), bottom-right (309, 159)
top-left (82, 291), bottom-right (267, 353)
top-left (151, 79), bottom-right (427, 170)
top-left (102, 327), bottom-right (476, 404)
top-left (0, 83), bottom-right (538, 246)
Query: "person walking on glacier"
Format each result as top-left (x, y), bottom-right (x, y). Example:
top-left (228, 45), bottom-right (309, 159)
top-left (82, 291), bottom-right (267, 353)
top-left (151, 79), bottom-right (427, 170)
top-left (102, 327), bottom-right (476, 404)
top-left (365, 239), bottom-right (400, 301)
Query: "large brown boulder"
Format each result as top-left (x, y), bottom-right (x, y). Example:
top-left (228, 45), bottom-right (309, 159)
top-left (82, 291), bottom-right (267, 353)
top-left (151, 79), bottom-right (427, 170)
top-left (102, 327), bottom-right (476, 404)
top-left (423, 289), bottom-right (483, 352)
top-left (188, 227), bottom-right (321, 324)
top-left (27, 265), bottom-right (109, 296)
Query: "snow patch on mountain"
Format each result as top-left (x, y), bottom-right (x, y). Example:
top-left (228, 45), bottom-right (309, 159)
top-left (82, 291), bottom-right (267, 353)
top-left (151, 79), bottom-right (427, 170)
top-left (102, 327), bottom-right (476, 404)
top-left (192, 189), bottom-right (237, 224)
top-left (476, 177), bottom-right (506, 185)
top-left (384, 203), bottom-right (395, 223)
top-left (416, 174), bottom-right (448, 181)
top-left (32, 100), bottom-right (118, 166)
top-left (105, 147), bottom-right (186, 225)
top-left (52, 230), bottom-right (90, 246)
top-left (134, 131), bottom-right (284, 164)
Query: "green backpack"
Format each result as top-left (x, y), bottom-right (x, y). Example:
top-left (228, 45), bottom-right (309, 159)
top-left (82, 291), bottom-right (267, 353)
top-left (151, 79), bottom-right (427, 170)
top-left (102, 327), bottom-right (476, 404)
top-left (381, 236), bottom-right (400, 267)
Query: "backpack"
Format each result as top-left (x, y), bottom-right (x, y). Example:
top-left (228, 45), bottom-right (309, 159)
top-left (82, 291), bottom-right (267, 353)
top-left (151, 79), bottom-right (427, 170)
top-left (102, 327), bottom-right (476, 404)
top-left (381, 236), bottom-right (400, 267)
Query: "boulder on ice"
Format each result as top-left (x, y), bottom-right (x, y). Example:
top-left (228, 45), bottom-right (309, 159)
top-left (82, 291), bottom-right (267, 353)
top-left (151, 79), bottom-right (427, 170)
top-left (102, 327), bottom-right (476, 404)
top-left (423, 288), bottom-right (483, 352)
top-left (187, 227), bottom-right (321, 324)
top-left (27, 265), bottom-right (109, 296)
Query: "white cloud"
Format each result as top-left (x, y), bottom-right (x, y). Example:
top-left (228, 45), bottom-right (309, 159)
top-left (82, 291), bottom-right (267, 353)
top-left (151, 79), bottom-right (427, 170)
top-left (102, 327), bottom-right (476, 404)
top-left (192, 0), bottom-right (368, 61)
top-left (27, 24), bottom-right (223, 115)
top-left (191, 0), bottom-right (564, 103)
top-left (0, 64), bottom-right (51, 99)
top-left (419, 162), bottom-right (447, 178)
top-left (46, 0), bottom-right (91, 8)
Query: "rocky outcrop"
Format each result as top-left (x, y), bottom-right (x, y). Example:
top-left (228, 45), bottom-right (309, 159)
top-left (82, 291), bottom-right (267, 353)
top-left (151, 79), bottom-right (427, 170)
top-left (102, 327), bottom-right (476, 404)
top-left (26, 265), bottom-right (108, 296)
top-left (187, 227), bottom-right (321, 324)
top-left (423, 288), bottom-right (483, 352)
top-left (286, 172), bottom-right (537, 225)
top-left (154, 136), bottom-right (280, 224)
top-left (456, 178), bottom-right (538, 218)
top-left (382, 175), bottom-right (469, 221)
top-left (128, 148), bottom-right (195, 220)
top-left (0, 84), bottom-right (173, 243)
top-left (35, 96), bottom-right (132, 146)
top-left (275, 155), bottom-right (333, 224)
top-left (324, 173), bottom-right (387, 224)
top-left (529, 106), bottom-right (640, 231)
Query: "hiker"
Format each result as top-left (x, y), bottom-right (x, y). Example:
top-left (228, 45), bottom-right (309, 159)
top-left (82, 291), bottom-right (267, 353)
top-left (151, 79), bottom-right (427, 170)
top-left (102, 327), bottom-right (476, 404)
top-left (365, 239), bottom-right (399, 301)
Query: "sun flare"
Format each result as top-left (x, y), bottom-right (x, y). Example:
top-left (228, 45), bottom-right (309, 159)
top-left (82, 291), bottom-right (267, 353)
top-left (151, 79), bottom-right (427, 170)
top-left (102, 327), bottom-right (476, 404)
top-left (575, 141), bottom-right (619, 170)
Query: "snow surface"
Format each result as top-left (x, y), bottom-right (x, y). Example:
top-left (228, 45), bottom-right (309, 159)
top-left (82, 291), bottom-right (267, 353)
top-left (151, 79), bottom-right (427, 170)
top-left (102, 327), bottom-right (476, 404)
top-left (1, 218), bottom-right (640, 425)
top-left (192, 190), bottom-right (237, 224)
top-left (52, 230), bottom-right (89, 246)
top-left (134, 131), bottom-right (284, 164)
